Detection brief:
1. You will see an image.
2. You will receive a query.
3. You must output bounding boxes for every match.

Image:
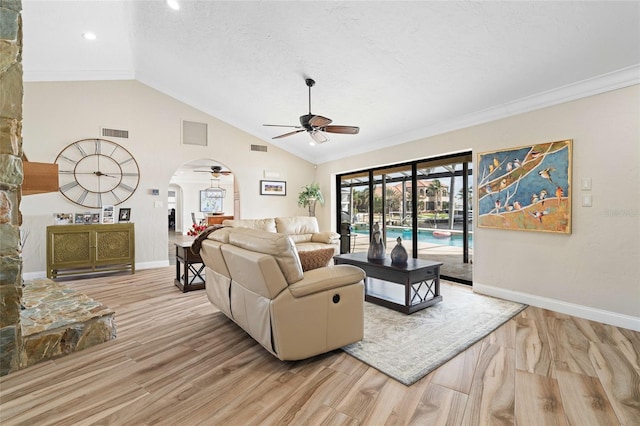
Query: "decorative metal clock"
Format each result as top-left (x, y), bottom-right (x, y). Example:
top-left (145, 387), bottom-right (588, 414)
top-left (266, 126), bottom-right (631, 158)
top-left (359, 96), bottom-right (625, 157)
top-left (55, 138), bottom-right (140, 208)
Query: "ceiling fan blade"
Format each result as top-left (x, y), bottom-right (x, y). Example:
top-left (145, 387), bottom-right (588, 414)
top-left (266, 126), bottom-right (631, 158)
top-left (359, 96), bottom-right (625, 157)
top-left (308, 115), bottom-right (332, 128)
top-left (263, 124), bottom-right (303, 129)
top-left (272, 129), bottom-right (305, 139)
top-left (321, 125), bottom-right (360, 135)
top-left (310, 130), bottom-right (329, 144)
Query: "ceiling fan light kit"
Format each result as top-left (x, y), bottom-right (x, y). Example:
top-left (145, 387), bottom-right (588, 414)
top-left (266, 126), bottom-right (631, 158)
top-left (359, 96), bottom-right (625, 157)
top-left (264, 78), bottom-right (359, 144)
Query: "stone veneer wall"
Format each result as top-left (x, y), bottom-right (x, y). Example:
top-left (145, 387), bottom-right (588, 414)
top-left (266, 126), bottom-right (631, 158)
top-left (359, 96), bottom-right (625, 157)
top-left (0, 0), bottom-right (23, 376)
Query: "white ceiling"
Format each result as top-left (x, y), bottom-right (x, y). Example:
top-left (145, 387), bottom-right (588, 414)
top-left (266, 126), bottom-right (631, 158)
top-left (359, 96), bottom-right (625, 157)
top-left (21, 1), bottom-right (640, 164)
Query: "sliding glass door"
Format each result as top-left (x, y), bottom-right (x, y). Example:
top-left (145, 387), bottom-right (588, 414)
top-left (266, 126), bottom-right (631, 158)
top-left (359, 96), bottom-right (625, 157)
top-left (337, 152), bottom-right (473, 284)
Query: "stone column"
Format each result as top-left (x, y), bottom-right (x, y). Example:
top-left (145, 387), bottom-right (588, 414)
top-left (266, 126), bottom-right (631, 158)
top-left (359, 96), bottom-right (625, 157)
top-left (0, 0), bottom-right (24, 376)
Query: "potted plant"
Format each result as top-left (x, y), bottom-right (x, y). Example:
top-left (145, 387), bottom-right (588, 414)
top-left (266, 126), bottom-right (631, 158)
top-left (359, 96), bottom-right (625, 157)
top-left (298, 182), bottom-right (324, 216)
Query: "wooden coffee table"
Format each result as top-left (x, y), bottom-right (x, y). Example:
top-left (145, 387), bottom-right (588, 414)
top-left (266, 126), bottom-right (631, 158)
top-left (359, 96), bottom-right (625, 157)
top-left (334, 252), bottom-right (443, 314)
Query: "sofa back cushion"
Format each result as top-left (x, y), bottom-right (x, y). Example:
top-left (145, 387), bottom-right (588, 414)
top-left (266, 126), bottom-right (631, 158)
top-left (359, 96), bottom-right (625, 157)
top-left (228, 227), bottom-right (303, 284)
top-left (275, 216), bottom-right (319, 243)
top-left (223, 218), bottom-right (277, 233)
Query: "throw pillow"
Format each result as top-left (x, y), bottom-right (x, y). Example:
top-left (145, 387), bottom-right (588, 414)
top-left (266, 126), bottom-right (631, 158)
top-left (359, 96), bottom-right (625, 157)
top-left (298, 248), bottom-right (335, 272)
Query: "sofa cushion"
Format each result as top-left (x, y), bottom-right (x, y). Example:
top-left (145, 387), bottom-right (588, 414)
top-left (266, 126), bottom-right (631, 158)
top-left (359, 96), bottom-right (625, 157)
top-left (275, 216), bottom-right (320, 235)
top-left (311, 231), bottom-right (340, 244)
top-left (228, 227), bottom-right (303, 283)
top-left (298, 248), bottom-right (335, 272)
top-left (223, 218), bottom-right (277, 233)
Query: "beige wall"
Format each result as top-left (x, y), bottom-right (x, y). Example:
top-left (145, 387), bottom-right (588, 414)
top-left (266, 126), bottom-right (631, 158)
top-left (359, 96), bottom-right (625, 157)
top-left (21, 80), bottom-right (315, 275)
top-left (316, 86), bottom-right (640, 327)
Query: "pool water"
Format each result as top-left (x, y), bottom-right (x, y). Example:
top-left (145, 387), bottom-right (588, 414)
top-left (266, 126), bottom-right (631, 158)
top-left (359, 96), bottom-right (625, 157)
top-left (354, 228), bottom-right (473, 248)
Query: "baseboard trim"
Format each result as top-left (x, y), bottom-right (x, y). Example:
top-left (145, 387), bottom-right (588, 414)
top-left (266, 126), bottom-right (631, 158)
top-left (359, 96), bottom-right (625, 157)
top-left (136, 260), bottom-right (170, 270)
top-left (21, 260), bottom-right (171, 282)
top-left (473, 282), bottom-right (640, 332)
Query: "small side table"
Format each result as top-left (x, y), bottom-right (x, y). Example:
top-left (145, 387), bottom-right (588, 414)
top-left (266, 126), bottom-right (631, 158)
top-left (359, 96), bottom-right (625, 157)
top-left (174, 241), bottom-right (205, 292)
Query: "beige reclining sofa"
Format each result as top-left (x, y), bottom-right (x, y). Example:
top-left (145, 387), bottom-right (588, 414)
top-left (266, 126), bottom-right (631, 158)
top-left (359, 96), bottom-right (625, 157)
top-left (222, 216), bottom-right (341, 254)
top-left (199, 226), bottom-right (365, 360)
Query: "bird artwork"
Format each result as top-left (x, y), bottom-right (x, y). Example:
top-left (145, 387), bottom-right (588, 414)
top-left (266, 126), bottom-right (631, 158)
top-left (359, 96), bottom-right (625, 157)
top-left (538, 167), bottom-right (555, 184)
top-left (531, 193), bottom-right (539, 204)
top-left (539, 189), bottom-right (548, 206)
top-left (477, 139), bottom-right (571, 233)
top-left (529, 210), bottom-right (549, 223)
top-left (555, 186), bottom-right (564, 204)
top-left (528, 151), bottom-right (542, 161)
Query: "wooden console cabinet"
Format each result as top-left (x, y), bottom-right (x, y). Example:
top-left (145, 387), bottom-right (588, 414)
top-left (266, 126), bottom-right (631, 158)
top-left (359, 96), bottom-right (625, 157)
top-left (46, 223), bottom-right (135, 279)
top-left (206, 215), bottom-right (233, 226)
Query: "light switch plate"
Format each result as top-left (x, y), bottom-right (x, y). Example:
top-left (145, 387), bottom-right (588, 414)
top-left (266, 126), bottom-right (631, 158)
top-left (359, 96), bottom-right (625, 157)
top-left (582, 194), bottom-right (592, 207)
top-left (581, 178), bottom-right (592, 190)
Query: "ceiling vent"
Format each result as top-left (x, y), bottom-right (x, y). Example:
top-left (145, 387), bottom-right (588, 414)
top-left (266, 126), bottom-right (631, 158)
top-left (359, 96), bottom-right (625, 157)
top-left (101, 127), bottom-right (129, 138)
top-left (251, 144), bottom-right (267, 152)
top-left (182, 120), bottom-right (208, 146)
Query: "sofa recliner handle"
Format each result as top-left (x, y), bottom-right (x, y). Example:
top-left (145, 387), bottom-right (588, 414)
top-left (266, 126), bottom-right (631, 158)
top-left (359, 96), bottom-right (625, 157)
top-left (332, 294), bottom-right (340, 304)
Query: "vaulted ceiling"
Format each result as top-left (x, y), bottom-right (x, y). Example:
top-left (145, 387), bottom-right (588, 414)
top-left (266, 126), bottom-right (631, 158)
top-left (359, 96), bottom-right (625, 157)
top-left (21, 1), bottom-right (640, 164)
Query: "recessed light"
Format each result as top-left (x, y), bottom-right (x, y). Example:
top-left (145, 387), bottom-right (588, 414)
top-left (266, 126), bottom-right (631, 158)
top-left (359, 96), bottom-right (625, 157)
top-left (82, 32), bottom-right (96, 41)
top-left (167, 0), bottom-right (180, 10)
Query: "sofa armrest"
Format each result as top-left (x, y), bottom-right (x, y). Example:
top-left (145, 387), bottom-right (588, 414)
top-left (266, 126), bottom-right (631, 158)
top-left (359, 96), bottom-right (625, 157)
top-left (311, 231), bottom-right (340, 244)
top-left (287, 265), bottom-right (365, 298)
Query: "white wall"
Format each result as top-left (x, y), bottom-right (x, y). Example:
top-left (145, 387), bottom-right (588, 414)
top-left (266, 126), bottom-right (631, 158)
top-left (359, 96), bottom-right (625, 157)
top-left (316, 86), bottom-right (640, 329)
top-left (21, 80), bottom-right (315, 275)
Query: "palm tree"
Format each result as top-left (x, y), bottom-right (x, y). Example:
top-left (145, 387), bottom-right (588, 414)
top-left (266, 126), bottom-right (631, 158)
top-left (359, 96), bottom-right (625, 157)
top-left (427, 180), bottom-right (443, 227)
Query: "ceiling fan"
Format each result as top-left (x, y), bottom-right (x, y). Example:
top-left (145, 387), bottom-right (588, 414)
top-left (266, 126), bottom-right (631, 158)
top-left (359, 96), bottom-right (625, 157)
top-left (263, 78), bottom-right (359, 144)
top-left (194, 165), bottom-right (232, 177)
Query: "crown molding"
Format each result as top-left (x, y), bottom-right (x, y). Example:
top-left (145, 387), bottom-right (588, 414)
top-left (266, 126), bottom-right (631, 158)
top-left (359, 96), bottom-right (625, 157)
top-left (315, 65), bottom-right (640, 164)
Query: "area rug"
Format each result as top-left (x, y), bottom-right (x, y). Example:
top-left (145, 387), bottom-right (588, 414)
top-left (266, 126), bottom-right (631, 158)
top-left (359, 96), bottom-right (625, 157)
top-left (342, 282), bottom-right (527, 386)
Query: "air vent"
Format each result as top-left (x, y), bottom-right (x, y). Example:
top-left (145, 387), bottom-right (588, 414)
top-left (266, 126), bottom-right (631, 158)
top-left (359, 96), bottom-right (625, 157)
top-left (182, 120), bottom-right (208, 146)
top-left (251, 144), bottom-right (267, 152)
top-left (101, 127), bottom-right (129, 138)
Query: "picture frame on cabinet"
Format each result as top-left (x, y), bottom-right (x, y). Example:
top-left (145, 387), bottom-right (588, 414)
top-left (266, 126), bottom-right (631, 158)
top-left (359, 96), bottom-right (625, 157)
top-left (118, 208), bottom-right (131, 222)
top-left (101, 205), bottom-right (115, 224)
top-left (53, 213), bottom-right (74, 225)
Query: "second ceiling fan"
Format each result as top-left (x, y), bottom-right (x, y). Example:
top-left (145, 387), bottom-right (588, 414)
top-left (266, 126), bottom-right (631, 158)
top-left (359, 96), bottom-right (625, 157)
top-left (264, 78), bottom-right (359, 144)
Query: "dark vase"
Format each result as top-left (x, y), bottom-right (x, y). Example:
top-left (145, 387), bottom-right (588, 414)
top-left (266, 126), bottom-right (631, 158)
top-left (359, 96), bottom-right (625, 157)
top-left (390, 236), bottom-right (408, 265)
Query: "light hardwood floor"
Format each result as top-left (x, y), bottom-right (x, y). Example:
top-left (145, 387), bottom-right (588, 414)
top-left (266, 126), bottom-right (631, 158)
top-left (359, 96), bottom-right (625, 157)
top-left (1, 268), bottom-right (638, 425)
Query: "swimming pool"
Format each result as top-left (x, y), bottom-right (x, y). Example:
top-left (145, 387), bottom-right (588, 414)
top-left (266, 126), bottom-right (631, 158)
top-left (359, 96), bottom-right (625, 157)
top-left (353, 228), bottom-right (473, 248)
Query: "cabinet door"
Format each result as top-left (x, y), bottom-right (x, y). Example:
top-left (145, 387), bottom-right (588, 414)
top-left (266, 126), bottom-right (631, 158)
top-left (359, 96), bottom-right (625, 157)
top-left (49, 227), bottom-right (93, 267)
top-left (95, 226), bottom-right (134, 264)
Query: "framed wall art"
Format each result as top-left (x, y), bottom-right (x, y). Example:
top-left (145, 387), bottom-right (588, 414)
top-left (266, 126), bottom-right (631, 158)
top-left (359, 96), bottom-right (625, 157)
top-left (260, 180), bottom-right (286, 196)
top-left (200, 188), bottom-right (224, 213)
top-left (477, 139), bottom-right (572, 234)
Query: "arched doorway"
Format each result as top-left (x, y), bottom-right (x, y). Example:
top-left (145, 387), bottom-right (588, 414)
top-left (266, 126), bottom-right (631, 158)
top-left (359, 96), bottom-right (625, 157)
top-left (168, 159), bottom-right (236, 263)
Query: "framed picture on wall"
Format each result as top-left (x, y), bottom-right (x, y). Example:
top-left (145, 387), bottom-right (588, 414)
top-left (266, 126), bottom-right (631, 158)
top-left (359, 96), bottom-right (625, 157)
top-left (477, 139), bottom-right (572, 234)
top-left (260, 180), bottom-right (286, 196)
